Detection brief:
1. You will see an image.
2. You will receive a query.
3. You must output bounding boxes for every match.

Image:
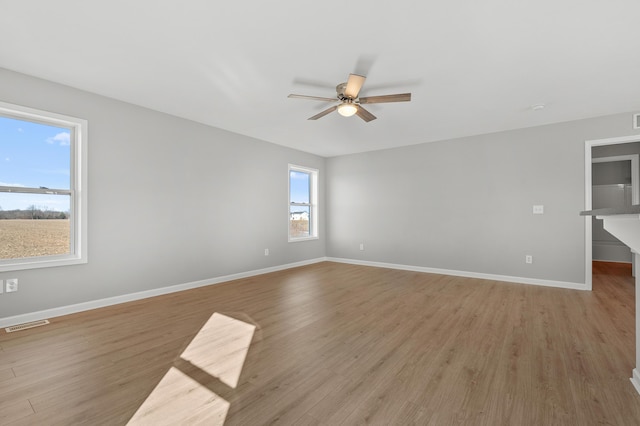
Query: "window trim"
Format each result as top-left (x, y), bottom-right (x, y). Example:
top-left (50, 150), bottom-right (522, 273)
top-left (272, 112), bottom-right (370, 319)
top-left (0, 101), bottom-right (88, 272)
top-left (288, 164), bottom-right (318, 242)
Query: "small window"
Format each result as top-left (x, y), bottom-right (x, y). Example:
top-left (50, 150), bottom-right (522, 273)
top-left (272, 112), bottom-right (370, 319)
top-left (0, 101), bottom-right (87, 271)
top-left (288, 164), bottom-right (318, 241)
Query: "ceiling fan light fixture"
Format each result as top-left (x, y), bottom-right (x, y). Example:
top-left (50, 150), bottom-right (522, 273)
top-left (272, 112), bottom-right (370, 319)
top-left (289, 72), bottom-right (410, 122)
top-left (337, 102), bottom-right (358, 117)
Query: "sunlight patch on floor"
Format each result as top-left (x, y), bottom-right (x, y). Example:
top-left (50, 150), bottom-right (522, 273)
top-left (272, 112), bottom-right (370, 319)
top-left (127, 366), bottom-right (230, 425)
top-left (181, 312), bottom-right (256, 388)
top-left (127, 313), bottom-right (256, 425)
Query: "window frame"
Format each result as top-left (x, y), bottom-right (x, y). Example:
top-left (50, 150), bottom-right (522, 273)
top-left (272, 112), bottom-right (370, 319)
top-left (288, 164), bottom-right (318, 242)
top-left (0, 101), bottom-right (88, 272)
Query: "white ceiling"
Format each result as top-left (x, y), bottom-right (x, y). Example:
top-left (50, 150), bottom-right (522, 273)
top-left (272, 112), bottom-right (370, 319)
top-left (2, 1), bottom-right (640, 157)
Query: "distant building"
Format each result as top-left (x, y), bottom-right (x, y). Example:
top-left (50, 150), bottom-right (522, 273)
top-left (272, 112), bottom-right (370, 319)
top-left (290, 211), bottom-right (309, 221)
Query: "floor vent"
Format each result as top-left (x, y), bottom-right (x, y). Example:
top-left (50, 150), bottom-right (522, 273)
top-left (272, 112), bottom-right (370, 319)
top-left (5, 319), bottom-right (50, 333)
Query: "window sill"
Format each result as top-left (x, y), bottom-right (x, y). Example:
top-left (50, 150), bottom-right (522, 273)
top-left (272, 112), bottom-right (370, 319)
top-left (0, 255), bottom-right (87, 273)
top-left (288, 236), bottom-right (319, 243)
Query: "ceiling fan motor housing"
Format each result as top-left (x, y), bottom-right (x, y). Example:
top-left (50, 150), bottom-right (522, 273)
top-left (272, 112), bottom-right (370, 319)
top-left (336, 82), bottom-right (350, 100)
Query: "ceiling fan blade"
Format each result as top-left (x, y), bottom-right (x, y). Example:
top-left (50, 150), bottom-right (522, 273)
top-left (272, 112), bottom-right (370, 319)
top-left (355, 105), bottom-right (377, 122)
top-left (358, 93), bottom-right (411, 104)
top-left (344, 74), bottom-right (366, 99)
top-left (288, 94), bottom-right (337, 102)
top-left (354, 55), bottom-right (377, 77)
top-left (308, 105), bottom-right (338, 120)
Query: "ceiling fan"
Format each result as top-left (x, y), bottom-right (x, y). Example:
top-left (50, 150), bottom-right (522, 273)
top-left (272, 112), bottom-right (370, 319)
top-left (288, 73), bottom-right (411, 122)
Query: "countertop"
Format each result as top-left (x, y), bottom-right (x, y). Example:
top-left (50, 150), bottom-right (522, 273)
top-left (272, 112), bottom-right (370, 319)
top-left (580, 205), bottom-right (640, 216)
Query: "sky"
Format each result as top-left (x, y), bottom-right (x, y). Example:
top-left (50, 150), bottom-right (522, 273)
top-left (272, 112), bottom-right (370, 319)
top-left (0, 116), bottom-right (71, 212)
top-left (289, 170), bottom-right (310, 203)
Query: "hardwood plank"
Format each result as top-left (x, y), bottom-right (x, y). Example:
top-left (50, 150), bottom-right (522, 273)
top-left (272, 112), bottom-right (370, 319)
top-left (0, 261), bottom-right (638, 425)
top-left (0, 367), bottom-right (15, 383)
top-left (0, 399), bottom-right (34, 424)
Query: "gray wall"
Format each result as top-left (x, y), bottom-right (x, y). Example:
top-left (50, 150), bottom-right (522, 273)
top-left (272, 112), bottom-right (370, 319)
top-left (2, 66), bottom-right (639, 321)
top-left (0, 68), bottom-right (325, 319)
top-left (593, 141), bottom-right (640, 159)
top-left (326, 114), bottom-right (640, 284)
top-left (592, 161), bottom-right (632, 185)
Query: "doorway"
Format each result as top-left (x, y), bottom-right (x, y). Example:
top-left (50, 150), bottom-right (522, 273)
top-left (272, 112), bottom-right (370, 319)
top-left (584, 136), bottom-right (640, 289)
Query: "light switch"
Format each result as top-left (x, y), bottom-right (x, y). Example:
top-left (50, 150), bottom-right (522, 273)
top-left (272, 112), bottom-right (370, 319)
top-left (533, 205), bottom-right (544, 215)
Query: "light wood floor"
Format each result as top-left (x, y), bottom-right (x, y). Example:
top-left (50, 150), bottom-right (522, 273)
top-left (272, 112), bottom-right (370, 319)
top-left (1, 261), bottom-right (639, 425)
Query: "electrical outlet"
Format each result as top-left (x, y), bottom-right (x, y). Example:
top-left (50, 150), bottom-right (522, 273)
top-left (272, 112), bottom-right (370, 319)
top-left (533, 205), bottom-right (544, 214)
top-left (264, 248), bottom-right (269, 256)
top-left (359, 243), bottom-right (364, 251)
top-left (6, 278), bottom-right (18, 292)
top-left (525, 255), bottom-right (533, 264)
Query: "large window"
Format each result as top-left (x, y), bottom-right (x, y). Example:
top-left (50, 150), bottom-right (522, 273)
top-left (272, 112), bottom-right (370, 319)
top-left (0, 101), bottom-right (87, 271)
top-left (288, 164), bottom-right (318, 241)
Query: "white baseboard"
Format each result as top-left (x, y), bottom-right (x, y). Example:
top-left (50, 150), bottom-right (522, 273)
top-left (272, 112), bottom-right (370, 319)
top-left (326, 257), bottom-right (588, 291)
top-left (0, 257), bottom-right (328, 328)
top-left (0, 256), bottom-right (588, 329)
top-left (631, 369), bottom-right (640, 396)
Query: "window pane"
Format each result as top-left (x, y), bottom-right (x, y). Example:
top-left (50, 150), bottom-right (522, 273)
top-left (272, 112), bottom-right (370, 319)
top-left (0, 192), bottom-right (71, 259)
top-left (290, 170), bottom-right (310, 204)
top-left (0, 116), bottom-right (71, 190)
top-left (289, 205), bottom-right (310, 238)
